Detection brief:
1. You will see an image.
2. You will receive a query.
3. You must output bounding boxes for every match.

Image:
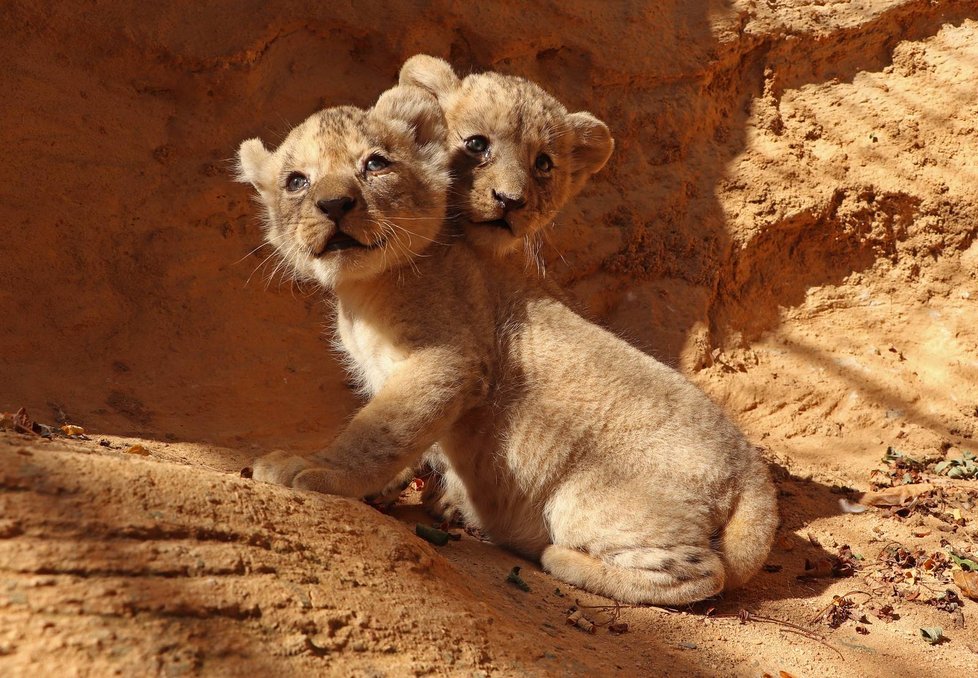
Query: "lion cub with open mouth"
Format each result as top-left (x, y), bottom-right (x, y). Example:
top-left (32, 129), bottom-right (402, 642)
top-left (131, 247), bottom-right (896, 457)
top-left (237, 85), bottom-right (777, 605)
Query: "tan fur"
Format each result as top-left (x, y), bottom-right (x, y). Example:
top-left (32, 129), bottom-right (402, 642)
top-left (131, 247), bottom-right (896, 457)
top-left (238, 84), bottom-right (777, 604)
top-left (400, 55), bottom-right (614, 258)
top-left (398, 55), bottom-right (613, 521)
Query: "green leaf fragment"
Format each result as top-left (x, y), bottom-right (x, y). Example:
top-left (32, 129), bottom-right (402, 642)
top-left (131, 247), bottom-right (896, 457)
top-left (415, 523), bottom-right (451, 546)
top-left (919, 627), bottom-right (943, 645)
top-left (933, 453), bottom-right (978, 479)
top-left (506, 566), bottom-right (530, 592)
top-left (949, 552), bottom-right (978, 572)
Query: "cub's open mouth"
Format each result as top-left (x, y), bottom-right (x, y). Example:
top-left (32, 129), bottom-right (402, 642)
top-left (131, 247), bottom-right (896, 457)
top-left (316, 230), bottom-right (385, 256)
top-left (477, 218), bottom-right (513, 234)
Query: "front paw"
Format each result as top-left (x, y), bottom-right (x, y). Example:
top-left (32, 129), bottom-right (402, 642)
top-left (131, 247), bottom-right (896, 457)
top-left (365, 466), bottom-right (416, 507)
top-left (253, 450), bottom-right (314, 487)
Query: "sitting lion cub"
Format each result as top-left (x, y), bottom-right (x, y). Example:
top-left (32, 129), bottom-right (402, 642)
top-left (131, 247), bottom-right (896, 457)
top-left (237, 85), bottom-right (777, 604)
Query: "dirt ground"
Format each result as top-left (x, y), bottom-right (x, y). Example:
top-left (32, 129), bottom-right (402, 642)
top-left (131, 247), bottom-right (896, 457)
top-left (2, 1), bottom-right (978, 676)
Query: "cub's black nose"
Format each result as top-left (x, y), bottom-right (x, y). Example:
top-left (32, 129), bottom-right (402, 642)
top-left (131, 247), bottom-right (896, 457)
top-left (316, 196), bottom-right (356, 222)
top-left (492, 190), bottom-right (526, 214)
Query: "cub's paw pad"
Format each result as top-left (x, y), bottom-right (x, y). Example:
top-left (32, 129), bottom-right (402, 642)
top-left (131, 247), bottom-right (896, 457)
top-left (252, 451), bottom-right (314, 487)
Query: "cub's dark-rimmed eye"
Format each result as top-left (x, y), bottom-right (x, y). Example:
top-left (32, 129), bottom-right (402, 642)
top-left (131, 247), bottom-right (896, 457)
top-left (464, 135), bottom-right (489, 155)
top-left (285, 172), bottom-right (309, 192)
top-left (364, 155), bottom-right (390, 173)
top-left (535, 153), bottom-right (553, 173)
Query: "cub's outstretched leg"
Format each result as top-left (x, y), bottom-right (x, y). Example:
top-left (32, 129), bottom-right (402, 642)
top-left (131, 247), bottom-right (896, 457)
top-left (540, 544), bottom-right (725, 606)
top-left (253, 349), bottom-right (480, 499)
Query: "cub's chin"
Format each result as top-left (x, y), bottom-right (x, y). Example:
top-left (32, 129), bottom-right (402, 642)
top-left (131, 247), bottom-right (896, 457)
top-left (464, 210), bottom-right (552, 259)
top-left (465, 222), bottom-right (521, 257)
top-left (307, 244), bottom-right (390, 287)
top-left (270, 238), bottom-right (382, 289)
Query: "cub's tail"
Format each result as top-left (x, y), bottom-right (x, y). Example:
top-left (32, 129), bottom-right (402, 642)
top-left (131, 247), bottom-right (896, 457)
top-left (720, 457), bottom-right (779, 590)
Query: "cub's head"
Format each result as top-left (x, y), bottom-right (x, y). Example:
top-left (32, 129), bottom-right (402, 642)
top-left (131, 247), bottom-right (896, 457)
top-left (235, 86), bottom-right (449, 288)
top-left (400, 54), bottom-right (614, 256)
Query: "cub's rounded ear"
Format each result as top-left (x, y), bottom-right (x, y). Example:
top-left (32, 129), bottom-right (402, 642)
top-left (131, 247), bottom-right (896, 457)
top-left (398, 54), bottom-right (461, 99)
top-left (566, 112), bottom-right (614, 187)
top-left (372, 85), bottom-right (447, 147)
top-left (236, 138), bottom-right (273, 191)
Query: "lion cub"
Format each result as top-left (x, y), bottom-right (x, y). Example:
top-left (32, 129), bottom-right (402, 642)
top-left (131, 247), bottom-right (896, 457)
top-left (238, 85), bottom-right (777, 605)
top-left (396, 55), bottom-right (616, 518)
top-left (400, 54), bottom-right (614, 257)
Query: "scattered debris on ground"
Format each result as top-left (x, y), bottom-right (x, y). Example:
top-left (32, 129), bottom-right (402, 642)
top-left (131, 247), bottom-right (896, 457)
top-left (506, 566), bottom-right (530, 592)
top-left (416, 523), bottom-right (453, 547)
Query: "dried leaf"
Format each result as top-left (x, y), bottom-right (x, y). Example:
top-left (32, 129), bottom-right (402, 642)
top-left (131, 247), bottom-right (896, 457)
top-left (860, 484), bottom-right (934, 508)
top-left (931, 589), bottom-right (963, 613)
top-left (3, 408), bottom-right (39, 435)
top-left (875, 604), bottom-right (897, 622)
top-left (801, 548), bottom-right (858, 580)
top-left (802, 558), bottom-right (835, 579)
top-left (935, 452), bottom-right (978, 480)
top-left (817, 595), bottom-right (855, 628)
top-left (833, 545), bottom-right (861, 577)
top-left (919, 627), bottom-right (944, 645)
top-left (566, 609), bottom-right (596, 634)
top-left (953, 569), bottom-right (978, 600)
top-left (883, 447), bottom-right (924, 470)
top-left (826, 603), bottom-right (853, 628)
top-left (60, 424), bottom-right (85, 436)
top-left (124, 444), bottom-right (150, 456)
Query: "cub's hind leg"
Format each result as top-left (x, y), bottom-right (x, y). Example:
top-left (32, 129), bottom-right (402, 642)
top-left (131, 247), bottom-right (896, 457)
top-left (541, 544), bottom-right (724, 605)
top-left (420, 452), bottom-right (479, 527)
